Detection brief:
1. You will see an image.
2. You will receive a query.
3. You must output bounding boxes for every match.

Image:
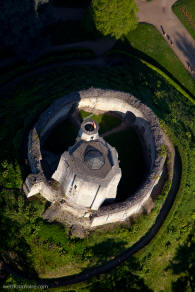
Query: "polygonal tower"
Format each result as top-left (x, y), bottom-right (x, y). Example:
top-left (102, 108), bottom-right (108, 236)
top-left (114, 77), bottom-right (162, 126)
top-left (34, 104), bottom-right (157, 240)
top-left (52, 119), bottom-right (122, 210)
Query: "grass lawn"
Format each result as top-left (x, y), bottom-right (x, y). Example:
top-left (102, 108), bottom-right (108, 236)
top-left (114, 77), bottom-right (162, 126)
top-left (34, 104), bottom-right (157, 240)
top-left (0, 59), bottom-right (194, 290)
top-left (172, 0), bottom-right (195, 40)
top-left (79, 109), bottom-right (121, 134)
top-left (126, 23), bottom-right (195, 98)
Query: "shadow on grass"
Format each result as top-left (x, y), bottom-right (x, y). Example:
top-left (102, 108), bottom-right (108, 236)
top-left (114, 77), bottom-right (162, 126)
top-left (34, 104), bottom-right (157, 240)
top-left (112, 39), bottom-right (195, 99)
top-left (0, 215), bottom-right (38, 280)
top-left (87, 256), bottom-right (153, 292)
top-left (166, 229), bottom-right (195, 292)
top-left (85, 238), bottom-right (127, 265)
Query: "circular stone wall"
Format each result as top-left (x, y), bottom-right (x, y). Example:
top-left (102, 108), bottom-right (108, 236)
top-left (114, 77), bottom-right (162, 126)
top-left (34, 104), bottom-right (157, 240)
top-left (24, 88), bottom-right (166, 228)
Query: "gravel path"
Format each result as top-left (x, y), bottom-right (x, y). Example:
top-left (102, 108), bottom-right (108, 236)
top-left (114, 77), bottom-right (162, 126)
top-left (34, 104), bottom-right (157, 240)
top-left (135, 0), bottom-right (195, 79)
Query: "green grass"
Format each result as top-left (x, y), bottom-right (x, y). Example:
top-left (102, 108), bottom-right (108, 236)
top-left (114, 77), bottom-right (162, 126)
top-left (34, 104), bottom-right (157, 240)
top-left (79, 110), bottom-right (122, 133)
top-left (0, 57), bottom-right (194, 290)
top-left (80, 110), bottom-right (105, 129)
top-left (79, 110), bottom-right (123, 134)
top-left (126, 23), bottom-right (195, 98)
top-left (133, 131), bottom-right (195, 291)
top-left (173, 0), bottom-right (195, 40)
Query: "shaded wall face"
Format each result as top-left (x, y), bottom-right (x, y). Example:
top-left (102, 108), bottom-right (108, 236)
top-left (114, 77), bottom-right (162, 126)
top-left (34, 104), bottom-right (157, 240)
top-left (133, 117), bottom-right (155, 172)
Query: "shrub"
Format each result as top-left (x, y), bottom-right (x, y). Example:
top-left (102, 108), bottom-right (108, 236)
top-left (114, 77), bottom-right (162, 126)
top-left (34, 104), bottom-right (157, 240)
top-left (90, 0), bottom-right (138, 39)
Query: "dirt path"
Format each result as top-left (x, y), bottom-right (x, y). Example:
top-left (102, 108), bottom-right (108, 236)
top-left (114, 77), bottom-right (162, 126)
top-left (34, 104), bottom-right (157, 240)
top-left (135, 0), bottom-right (195, 79)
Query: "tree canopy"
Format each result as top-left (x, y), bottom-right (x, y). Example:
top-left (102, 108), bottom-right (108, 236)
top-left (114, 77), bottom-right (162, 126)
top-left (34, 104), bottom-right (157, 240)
top-left (91, 0), bottom-right (138, 39)
top-left (0, 0), bottom-right (53, 61)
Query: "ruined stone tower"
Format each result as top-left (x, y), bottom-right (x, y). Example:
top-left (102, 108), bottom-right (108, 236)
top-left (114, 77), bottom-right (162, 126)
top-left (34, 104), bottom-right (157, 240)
top-left (52, 118), bottom-right (122, 210)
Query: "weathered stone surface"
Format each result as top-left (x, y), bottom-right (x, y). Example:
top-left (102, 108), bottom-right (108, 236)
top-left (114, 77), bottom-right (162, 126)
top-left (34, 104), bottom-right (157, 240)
top-left (70, 225), bottom-right (86, 239)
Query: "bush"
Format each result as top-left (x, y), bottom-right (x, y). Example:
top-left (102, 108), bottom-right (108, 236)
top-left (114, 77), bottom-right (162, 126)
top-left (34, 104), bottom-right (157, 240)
top-left (90, 0), bottom-right (138, 39)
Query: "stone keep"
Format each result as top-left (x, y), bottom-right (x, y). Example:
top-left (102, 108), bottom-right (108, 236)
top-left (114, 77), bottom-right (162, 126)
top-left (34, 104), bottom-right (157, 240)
top-left (52, 119), bottom-right (122, 210)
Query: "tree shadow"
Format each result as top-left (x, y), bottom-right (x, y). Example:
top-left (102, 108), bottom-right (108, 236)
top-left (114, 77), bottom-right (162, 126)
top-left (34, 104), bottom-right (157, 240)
top-left (165, 229), bottom-right (195, 292)
top-left (112, 38), bottom-right (195, 99)
top-left (77, 239), bottom-right (152, 291)
top-left (86, 255), bottom-right (153, 292)
top-left (51, 0), bottom-right (91, 8)
top-left (0, 216), bottom-right (38, 280)
top-left (85, 238), bottom-right (127, 265)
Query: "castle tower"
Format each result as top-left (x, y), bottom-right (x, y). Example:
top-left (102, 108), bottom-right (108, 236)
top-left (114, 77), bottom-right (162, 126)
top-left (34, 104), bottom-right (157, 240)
top-left (52, 119), bottom-right (122, 210)
top-left (78, 118), bottom-right (99, 141)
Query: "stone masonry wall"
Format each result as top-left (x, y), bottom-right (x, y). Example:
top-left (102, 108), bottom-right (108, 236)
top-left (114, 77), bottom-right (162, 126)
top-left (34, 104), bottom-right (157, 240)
top-left (24, 88), bottom-right (166, 228)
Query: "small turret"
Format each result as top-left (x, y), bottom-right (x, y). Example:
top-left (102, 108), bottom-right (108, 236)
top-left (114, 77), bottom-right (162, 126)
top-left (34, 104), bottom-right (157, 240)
top-left (78, 119), bottom-right (99, 141)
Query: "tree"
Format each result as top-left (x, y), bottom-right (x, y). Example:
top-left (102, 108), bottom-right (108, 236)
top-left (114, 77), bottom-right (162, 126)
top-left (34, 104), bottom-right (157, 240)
top-left (0, 0), bottom-right (53, 61)
top-left (91, 0), bottom-right (138, 39)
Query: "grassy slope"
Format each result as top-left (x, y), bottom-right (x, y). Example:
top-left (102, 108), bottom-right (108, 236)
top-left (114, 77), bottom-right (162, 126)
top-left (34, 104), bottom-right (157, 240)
top-left (0, 59), bottom-right (194, 290)
top-left (126, 23), bottom-right (195, 98)
top-left (172, 0), bottom-right (195, 40)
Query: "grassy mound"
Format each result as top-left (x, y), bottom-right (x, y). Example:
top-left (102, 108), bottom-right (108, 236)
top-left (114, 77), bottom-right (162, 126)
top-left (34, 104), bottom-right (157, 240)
top-left (0, 55), bottom-right (194, 290)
